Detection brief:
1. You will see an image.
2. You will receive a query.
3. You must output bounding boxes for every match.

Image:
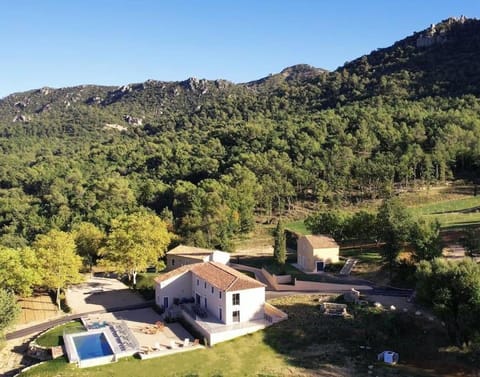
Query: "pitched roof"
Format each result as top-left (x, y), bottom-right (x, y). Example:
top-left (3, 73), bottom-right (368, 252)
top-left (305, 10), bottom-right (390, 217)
top-left (154, 264), bottom-right (192, 284)
top-left (167, 245), bottom-right (219, 257)
top-left (154, 262), bottom-right (265, 292)
top-left (301, 234), bottom-right (339, 249)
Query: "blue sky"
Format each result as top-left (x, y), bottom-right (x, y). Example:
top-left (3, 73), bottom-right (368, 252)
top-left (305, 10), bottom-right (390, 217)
top-left (1, 0), bottom-right (479, 97)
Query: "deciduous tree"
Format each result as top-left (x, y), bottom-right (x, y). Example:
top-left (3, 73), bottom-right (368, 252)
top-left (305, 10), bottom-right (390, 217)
top-left (33, 230), bottom-right (83, 309)
top-left (99, 213), bottom-right (173, 285)
top-left (0, 289), bottom-right (20, 336)
top-left (377, 198), bottom-right (413, 279)
top-left (73, 222), bottom-right (106, 270)
top-left (416, 258), bottom-right (480, 346)
top-left (0, 246), bottom-right (40, 296)
top-left (410, 218), bottom-right (442, 261)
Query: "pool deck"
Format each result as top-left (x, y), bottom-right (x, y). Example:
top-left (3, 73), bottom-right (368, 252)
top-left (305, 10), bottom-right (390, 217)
top-left (82, 308), bottom-right (201, 359)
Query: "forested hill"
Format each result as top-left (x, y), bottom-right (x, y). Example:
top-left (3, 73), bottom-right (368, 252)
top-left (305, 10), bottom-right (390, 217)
top-left (0, 16), bottom-right (480, 250)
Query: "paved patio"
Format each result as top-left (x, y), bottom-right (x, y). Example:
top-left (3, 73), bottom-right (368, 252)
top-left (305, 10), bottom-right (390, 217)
top-left (66, 275), bottom-right (147, 313)
top-left (84, 308), bottom-right (195, 350)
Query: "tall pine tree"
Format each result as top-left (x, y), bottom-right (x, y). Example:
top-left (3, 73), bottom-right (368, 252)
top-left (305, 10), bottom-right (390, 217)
top-left (273, 219), bottom-right (286, 266)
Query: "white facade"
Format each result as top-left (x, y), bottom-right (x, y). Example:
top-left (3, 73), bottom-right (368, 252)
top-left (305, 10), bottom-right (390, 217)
top-left (154, 262), bottom-right (287, 346)
top-left (224, 288), bottom-right (265, 325)
top-left (191, 271), bottom-right (226, 321)
top-left (156, 271), bottom-right (192, 309)
top-left (156, 269), bottom-right (265, 325)
top-left (209, 250), bottom-right (230, 264)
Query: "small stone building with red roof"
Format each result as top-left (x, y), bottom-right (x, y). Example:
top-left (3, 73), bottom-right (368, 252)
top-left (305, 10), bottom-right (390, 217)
top-left (297, 234), bottom-right (340, 272)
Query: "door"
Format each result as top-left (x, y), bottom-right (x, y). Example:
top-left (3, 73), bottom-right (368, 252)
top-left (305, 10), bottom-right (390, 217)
top-left (204, 297), bottom-right (208, 310)
top-left (196, 294), bottom-right (200, 306)
top-left (219, 308), bottom-right (222, 321)
top-left (163, 296), bottom-right (169, 308)
top-left (316, 261), bottom-right (325, 272)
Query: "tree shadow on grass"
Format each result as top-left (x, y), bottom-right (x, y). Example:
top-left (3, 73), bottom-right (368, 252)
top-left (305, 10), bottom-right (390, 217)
top-left (263, 296), bottom-right (472, 376)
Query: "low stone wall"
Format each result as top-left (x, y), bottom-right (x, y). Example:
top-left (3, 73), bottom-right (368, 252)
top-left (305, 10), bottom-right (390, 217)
top-left (264, 303), bottom-right (288, 324)
top-left (261, 268), bottom-right (278, 289)
top-left (276, 275), bottom-right (292, 284)
top-left (261, 268), bottom-right (292, 287)
top-left (270, 278), bottom-right (373, 293)
top-left (209, 322), bottom-right (267, 345)
top-left (180, 310), bottom-right (211, 346)
top-left (13, 361), bottom-right (48, 377)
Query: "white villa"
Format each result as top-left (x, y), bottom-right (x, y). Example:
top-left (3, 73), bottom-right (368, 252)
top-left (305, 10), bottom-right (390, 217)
top-left (165, 245), bottom-right (230, 270)
top-left (155, 261), bottom-right (286, 345)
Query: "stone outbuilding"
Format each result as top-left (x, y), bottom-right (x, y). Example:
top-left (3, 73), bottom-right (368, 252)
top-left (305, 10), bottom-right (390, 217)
top-left (297, 235), bottom-right (339, 272)
top-left (166, 245), bottom-right (230, 270)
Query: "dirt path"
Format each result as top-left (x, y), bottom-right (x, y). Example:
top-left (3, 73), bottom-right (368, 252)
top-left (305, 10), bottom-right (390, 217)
top-left (0, 334), bottom-right (39, 377)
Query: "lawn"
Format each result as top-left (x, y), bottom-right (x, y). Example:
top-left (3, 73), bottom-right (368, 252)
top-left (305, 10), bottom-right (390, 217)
top-left (286, 195), bottom-right (480, 232)
top-left (35, 321), bottom-right (85, 347)
top-left (285, 220), bottom-right (309, 235)
top-left (23, 331), bottom-right (292, 377)
top-left (407, 196), bottom-right (480, 228)
top-left (340, 248), bottom-right (383, 263)
top-left (22, 295), bottom-right (473, 377)
top-left (409, 196), bottom-right (480, 216)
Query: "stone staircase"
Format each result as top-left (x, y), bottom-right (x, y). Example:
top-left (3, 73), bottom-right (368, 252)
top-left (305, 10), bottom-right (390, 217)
top-left (340, 258), bottom-right (357, 276)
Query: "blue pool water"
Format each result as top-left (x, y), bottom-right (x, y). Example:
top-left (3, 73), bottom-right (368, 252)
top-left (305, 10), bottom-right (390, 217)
top-left (73, 333), bottom-right (113, 360)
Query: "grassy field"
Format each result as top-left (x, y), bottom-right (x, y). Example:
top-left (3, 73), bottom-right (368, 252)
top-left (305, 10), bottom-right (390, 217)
top-left (409, 195), bottom-right (480, 228)
top-left (22, 295), bottom-right (473, 377)
top-left (36, 321), bottom-right (85, 347)
top-left (284, 220), bottom-right (309, 235)
top-left (409, 196), bottom-right (480, 215)
top-left (340, 248), bottom-right (382, 263)
top-left (286, 194), bottom-right (480, 233)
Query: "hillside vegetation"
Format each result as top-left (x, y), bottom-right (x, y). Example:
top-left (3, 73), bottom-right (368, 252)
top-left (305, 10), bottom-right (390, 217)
top-left (1, 17), bottom-right (480, 250)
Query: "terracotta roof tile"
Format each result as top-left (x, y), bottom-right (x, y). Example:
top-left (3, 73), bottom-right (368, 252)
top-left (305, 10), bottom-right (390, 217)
top-left (154, 262), bottom-right (265, 292)
top-left (154, 264), bottom-right (192, 284)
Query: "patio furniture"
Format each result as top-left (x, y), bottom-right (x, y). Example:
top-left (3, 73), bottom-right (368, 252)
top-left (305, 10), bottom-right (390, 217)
top-left (182, 338), bottom-right (190, 347)
top-left (193, 339), bottom-right (200, 346)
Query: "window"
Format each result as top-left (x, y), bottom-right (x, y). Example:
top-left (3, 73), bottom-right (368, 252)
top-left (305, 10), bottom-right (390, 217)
top-left (232, 310), bottom-right (240, 323)
top-left (197, 279), bottom-right (199, 286)
top-left (219, 291), bottom-right (222, 299)
top-left (204, 282), bottom-right (207, 289)
top-left (211, 286), bottom-right (214, 294)
top-left (232, 293), bottom-right (240, 306)
top-left (171, 258), bottom-right (175, 266)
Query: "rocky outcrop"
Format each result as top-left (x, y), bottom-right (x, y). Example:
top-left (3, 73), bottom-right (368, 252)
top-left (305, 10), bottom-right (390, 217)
top-left (124, 115), bottom-right (143, 126)
top-left (13, 114), bottom-right (30, 123)
top-left (104, 123), bottom-right (127, 131)
top-left (14, 101), bottom-right (27, 109)
top-left (36, 104), bottom-right (51, 113)
top-left (86, 96), bottom-right (102, 105)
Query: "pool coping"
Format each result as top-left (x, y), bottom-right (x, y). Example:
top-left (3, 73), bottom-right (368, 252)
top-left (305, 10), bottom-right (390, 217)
top-left (64, 328), bottom-right (117, 366)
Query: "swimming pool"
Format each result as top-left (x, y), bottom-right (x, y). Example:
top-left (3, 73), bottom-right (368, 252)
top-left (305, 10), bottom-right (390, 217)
top-left (72, 332), bottom-right (113, 360)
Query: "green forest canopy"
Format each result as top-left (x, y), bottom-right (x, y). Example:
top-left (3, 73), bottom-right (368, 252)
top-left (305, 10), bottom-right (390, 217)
top-left (0, 17), bottom-right (480, 250)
